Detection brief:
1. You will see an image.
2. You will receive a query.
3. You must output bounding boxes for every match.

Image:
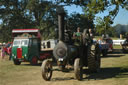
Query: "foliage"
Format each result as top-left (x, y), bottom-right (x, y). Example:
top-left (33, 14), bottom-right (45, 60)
top-left (0, 0), bottom-right (35, 42)
top-left (66, 13), bottom-right (93, 33)
top-left (95, 17), bottom-right (105, 35)
top-left (26, 0), bottom-right (58, 39)
top-left (55, 0), bottom-right (128, 20)
top-left (0, 0), bottom-right (57, 41)
top-left (55, 0), bottom-right (128, 35)
top-left (95, 17), bottom-right (117, 37)
top-left (0, 0), bottom-right (128, 42)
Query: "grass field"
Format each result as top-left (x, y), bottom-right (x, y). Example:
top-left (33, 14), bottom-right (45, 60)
top-left (113, 45), bottom-right (122, 49)
top-left (0, 46), bottom-right (128, 85)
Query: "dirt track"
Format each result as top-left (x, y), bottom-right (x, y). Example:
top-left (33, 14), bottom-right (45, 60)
top-left (1, 49), bottom-right (128, 85)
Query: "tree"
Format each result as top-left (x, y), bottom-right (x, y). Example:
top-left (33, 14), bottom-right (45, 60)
top-left (0, 0), bottom-right (58, 41)
top-left (54, 0), bottom-right (128, 29)
top-left (95, 17), bottom-right (116, 37)
top-left (24, 0), bottom-right (59, 39)
top-left (95, 17), bottom-right (105, 36)
top-left (0, 0), bottom-right (128, 42)
top-left (66, 13), bottom-right (93, 33)
top-left (0, 0), bottom-right (35, 42)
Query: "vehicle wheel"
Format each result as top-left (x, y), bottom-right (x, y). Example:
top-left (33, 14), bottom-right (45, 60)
top-left (94, 44), bottom-right (101, 72)
top-left (30, 56), bottom-right (38, 65)
top-left (13, 59), bottom-right (21, 65)
top-left (74, 58), bottom-right (83, 80)
top-left (88, 44), bottom-right (101, 72)
top-left (41, 59), bottom-right (52, 81)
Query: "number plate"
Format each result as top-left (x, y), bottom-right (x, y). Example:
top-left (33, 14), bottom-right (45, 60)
top-left (58, 58), bottom-right (63, 61)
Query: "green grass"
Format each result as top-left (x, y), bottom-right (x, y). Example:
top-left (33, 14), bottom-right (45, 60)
top-left (1, 49), bottom-right (128, 85)
top-left (0, 59), bottom-right (41, 85)
top-left (113, 45), bottom-right (122, 49)
top-left (95, 36), bottom-right (124, 40)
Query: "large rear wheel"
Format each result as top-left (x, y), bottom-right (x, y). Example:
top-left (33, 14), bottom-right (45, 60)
top-left (88, 44), bottom-right (101, 72)
top-left (74, 58), bottom-right (83, 80)
top-left (41, 59), bottom-right (52, 81)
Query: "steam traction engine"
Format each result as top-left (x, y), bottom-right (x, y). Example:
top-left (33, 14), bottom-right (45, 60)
top-left (41, 7), bottom-right (101, 81)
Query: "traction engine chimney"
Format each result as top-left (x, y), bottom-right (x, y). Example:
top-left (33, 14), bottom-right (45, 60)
top-left (57, 6), bottom-right (65, 41)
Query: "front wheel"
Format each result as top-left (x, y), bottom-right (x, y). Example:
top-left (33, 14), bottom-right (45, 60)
top-left (13, 59), bottom-right (21, 65)
top-left (74, 58), bottom-right (83, 80)
top-left (41, 59), bottom-right (52, 81)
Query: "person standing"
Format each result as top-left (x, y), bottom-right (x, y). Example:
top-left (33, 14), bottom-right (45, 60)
top-left (1, 46), bottom-right (5, 59)
top-left (73, 27), bottom-right (82, 46)
top-left (89, 28), bottom-right (94, 43)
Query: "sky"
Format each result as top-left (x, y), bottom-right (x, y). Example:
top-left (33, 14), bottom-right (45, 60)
top-left (64, 5), bottom-right (128, 26)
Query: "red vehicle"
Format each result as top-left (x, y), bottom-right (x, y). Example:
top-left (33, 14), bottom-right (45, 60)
top-left (106, 38), bottom-right (113, 52)
top-left (98, 38), bottom-right (113, 56)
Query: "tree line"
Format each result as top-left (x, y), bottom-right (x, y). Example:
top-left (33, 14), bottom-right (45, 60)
top-left (0, 0), bottom-right (128, 42)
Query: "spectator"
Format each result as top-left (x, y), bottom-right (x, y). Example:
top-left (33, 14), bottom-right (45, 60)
top-left (73, 27), bottom-right (82, 46)
top-left (1, 46), bottom-right (5, 59)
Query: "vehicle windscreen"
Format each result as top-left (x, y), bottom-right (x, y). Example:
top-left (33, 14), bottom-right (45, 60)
top-left (13, 40), bottom-right (21, 46)
top-left (21, 40), bottom-right (28, 46)
top-left (13, 39), bottom-right (29, 46)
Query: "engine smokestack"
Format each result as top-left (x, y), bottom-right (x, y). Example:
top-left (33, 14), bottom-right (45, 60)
top-left (57, 6), bottom-right (65, 41)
